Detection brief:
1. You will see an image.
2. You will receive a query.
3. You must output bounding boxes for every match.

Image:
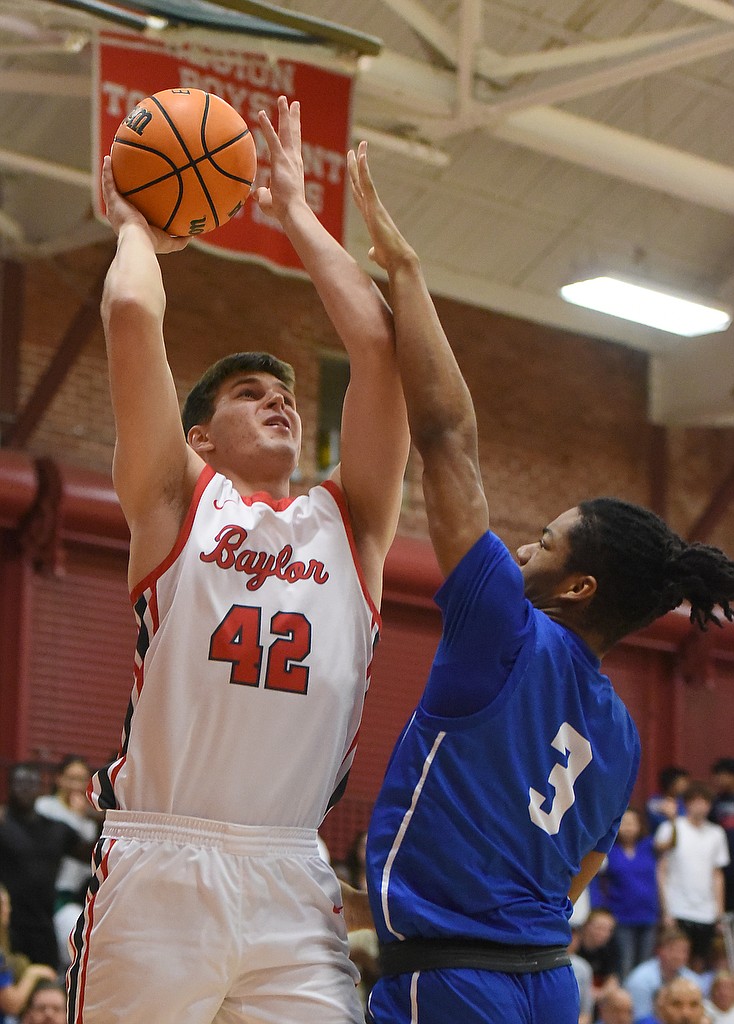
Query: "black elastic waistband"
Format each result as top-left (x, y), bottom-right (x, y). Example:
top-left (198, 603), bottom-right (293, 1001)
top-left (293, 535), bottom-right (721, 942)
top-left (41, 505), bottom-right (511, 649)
top-left (379, 938), bottom-right (571, 976)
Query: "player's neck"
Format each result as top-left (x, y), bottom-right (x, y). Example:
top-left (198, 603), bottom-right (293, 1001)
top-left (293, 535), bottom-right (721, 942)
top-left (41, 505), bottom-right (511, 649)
top-left (206, 454), bottom-right (293, 500)
top-left (222, 467), bottom-right (291, 500)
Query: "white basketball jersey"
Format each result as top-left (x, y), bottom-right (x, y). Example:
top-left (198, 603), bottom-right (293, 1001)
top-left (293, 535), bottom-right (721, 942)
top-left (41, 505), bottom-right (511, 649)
top-left (90, 466), bottom-right (380, 828)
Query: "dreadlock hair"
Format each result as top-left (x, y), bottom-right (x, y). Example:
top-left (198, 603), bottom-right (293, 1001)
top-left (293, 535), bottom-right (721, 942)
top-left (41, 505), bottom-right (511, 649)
top-left (565, 497), bottom-right (734, 648)
top-left (181, 352), bottom-right (295, 436)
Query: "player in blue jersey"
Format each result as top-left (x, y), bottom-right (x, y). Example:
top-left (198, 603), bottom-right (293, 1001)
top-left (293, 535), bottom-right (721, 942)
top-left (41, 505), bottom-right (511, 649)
top-left (346, 144), bottom-right (734, 1024)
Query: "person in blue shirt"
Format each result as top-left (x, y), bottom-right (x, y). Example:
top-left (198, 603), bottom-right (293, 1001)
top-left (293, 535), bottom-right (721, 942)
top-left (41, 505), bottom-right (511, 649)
top-left (594, 806), bottom-right (674, 979)
top-left (346, 145), bottom-right (734, 1024)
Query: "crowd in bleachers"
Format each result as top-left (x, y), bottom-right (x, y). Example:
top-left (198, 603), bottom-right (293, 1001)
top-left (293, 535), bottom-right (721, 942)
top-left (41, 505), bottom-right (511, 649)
top-left (564, 760), bottom-right (734, 1024)
top-left (0, 758), bottom-right (101, 1024)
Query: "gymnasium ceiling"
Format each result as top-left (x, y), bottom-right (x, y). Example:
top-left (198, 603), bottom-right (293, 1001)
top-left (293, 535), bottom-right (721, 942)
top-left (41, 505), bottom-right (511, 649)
top-left (2, 0), bottom-right (734, 426)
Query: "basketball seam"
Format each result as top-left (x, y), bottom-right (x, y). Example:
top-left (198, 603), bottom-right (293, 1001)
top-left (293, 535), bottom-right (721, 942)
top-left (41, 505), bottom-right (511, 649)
top-left (114, 138), bottom-right (253, 188)
top-left (152, 92), bottom-right (219, 230)
top-left (147, 93), bottom-right (218, 231)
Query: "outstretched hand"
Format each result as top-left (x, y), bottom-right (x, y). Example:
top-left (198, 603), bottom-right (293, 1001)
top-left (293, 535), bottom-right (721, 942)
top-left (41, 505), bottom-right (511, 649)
top-left (253, 95), bottom-right (306, 222)
top-left (101, 156), bottom-right (189, 254)
top-left (347, 142), bottom-right (416, 272)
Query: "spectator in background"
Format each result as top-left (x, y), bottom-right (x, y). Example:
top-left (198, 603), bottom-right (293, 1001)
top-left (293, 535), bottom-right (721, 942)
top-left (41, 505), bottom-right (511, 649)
top-left (19, 979), bottom-right (66, 1024)
top-left (0, 887), bottom-right (57, 1024)
top-left (345, 830), bottom-right (368, 891)
top-left (624, 927), bottom-right (700, 1021)
top-left (35, 756), bottom-right (100, 969)
top-left (704, 970), bottom-right (734, 1024)
top-left (635, 986), bottom-right (666, 1024)
top-left (595, 806), bottom-right (673, 980)
top-left (655, 781), bottom-right (729, 972)
top-left (595, 988), bottom-right (634, 1024)
top-left (576, 908), bottom-right (623, 1006)
top-left (653, 977), bottom-right (707, 1024)
top-left (0, 763), bottom-right (92, 969)
top-left (696, 936), bottom-right (730, 999)
top-left (709, 759), bottom-right (734, 912)
top-left (570, 928), bottom-right (595, 1024)
top-left (343, 829), bottom-right (378, 1015)
top-left (648, 767), bottom-right (691, 834)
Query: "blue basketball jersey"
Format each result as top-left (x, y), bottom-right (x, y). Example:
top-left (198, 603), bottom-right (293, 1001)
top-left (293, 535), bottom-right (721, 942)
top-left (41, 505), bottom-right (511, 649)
top-left (367, 530), bottom-right (640, 949)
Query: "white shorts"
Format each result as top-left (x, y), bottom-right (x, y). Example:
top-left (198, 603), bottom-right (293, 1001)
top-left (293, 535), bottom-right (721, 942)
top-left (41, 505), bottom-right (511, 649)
top-left (67, 811), bottom-right (362, 1024)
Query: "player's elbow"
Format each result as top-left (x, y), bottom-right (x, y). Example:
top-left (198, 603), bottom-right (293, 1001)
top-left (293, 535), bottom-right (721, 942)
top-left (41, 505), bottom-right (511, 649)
top-left (102, 288), bottom-right (164, 337)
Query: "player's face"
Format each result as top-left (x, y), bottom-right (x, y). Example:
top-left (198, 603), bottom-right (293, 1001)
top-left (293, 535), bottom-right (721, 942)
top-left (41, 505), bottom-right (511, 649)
top-left (206, 372), bottom-right (302, 471)
top-left (516, 507), bottom-right (580, 607)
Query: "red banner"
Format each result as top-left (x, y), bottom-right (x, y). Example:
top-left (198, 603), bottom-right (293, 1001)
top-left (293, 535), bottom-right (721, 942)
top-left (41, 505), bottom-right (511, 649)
top-left (94, 34), bottom-right (354, 271)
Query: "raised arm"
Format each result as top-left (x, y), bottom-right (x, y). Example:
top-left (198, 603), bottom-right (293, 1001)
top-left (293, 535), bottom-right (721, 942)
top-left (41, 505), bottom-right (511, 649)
top-left (101, 157), bottom-right (202, 587)
top-left (347, 144), bottom-right (488, 577)
top-left (254, 98), bottom-right (409, 603)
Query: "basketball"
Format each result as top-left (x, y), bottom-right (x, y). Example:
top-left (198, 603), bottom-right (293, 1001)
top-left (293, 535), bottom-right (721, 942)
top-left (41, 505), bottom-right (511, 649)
top-left (110, 88), bottom-right (257, 237)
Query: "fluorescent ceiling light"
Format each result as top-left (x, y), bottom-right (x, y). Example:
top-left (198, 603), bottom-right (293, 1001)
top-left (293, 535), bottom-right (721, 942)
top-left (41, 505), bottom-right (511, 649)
top-left (559, 276), bottom-right (731, 337)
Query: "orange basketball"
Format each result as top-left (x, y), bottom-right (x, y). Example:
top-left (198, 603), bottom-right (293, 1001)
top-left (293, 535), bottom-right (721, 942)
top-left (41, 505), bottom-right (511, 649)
top-left (110, 88), bottom-right (257, 237)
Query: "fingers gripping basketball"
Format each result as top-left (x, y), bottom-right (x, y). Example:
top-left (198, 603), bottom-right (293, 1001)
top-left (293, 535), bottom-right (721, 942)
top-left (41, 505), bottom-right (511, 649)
top-left (111, 88), bottom-right (257, 237)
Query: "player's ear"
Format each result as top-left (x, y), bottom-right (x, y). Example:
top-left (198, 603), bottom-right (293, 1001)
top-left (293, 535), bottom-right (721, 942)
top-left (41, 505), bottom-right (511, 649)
top-left (187, 424), bottom-right (214, 454)
top-left (559, 574), bottom-right (597, 604)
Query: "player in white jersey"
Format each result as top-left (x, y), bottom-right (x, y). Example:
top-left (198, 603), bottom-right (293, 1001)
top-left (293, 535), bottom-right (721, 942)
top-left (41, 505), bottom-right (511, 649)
top-left (67, 97), bottom-right (409, 1024)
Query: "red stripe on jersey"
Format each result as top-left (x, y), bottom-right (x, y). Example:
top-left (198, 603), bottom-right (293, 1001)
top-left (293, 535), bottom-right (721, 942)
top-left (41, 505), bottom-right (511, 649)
top-left (71, 841), bottom-right (114, 1024)
top-left (321, 479), bottom-right (382, 630)
top-left (130, 464), bottom-right (216, 604)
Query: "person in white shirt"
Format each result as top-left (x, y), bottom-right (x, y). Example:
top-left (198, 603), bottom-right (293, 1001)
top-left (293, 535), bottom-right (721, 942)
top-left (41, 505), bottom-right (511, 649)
top-left (655, 781), bottom-right (730, 972)
top-left (35, 755), bottom-right (101, 968)
top-left (704, 970), bottom-right (734, 1024)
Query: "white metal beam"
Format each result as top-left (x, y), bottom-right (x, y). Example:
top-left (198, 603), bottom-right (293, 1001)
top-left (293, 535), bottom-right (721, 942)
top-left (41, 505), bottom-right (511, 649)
top-left (0, 68), bottom-right (89, 96)
top-left (357, 48), bottom-right (734, 217)
top-left (469, 25), bottom-right (734, 120)
top-left (491, 105), bottom-right (734, 216)
top-left (457, 0), bottom-right (481, 123)
top-left (482, 26), bottom-right (716, 77)
top-left (0, 147), bottom-right (90, 187)
top-left (377, 0), bottom-right (456, 63)
top-left (667, 0), bottom-right (734, 27)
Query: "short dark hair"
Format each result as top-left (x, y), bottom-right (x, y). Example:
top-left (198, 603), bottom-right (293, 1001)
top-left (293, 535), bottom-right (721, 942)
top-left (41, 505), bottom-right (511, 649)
top-left (181, 352), bottom-right (295, 436)
top-left (712, 758), bottom-right (734, 776)
top-left (565, 497), bottom-right (734, 647)
top-left (659, 765), bottom-right (690, 792)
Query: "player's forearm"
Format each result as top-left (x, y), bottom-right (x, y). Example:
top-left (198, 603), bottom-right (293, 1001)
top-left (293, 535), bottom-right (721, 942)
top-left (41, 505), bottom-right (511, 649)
top-left (387, 254), bottom-right (477, 453)
top-left (103, 222), bottom-right (167, 327)
top-left (282, 199), bottom-right (395, 356)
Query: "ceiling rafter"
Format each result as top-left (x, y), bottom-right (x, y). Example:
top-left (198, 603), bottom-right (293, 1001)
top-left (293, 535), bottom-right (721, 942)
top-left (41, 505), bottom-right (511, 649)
top-left (481, 25), bottom-right (715, 78)
top-left (668, 0), bottom-right (734, 27)
top-left (464, 25), bottom-right (734, 122)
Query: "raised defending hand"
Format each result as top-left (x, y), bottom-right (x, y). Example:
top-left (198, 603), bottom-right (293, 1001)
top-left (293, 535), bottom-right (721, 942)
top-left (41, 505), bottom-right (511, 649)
top-left (101, 156), bottom-right (189, 254)
top-left (347, 142), bottom-right (416, 273)
top-left (253, 95), bottom-right (306, 222)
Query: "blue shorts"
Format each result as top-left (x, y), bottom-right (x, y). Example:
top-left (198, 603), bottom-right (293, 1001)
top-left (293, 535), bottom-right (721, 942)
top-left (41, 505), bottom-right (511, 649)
top-left (367, 965), bottom-right (579, 1024)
